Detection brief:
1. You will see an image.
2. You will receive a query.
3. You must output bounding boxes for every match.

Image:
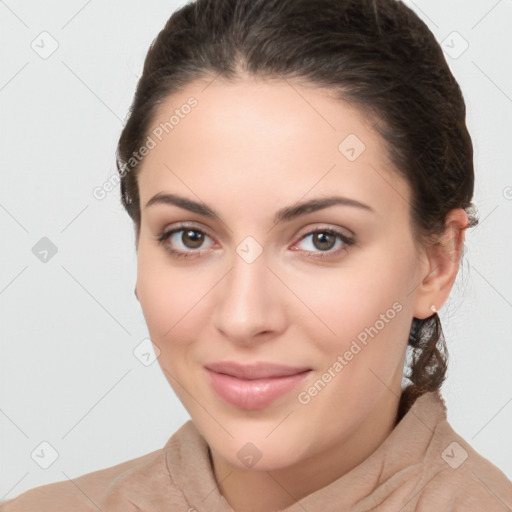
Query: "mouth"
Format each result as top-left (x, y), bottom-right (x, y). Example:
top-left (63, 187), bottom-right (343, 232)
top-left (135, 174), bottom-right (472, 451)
top-left (204, 361), bottom-right (312, 410)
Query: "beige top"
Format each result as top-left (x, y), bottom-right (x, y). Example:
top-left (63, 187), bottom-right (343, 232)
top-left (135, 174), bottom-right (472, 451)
top-left (1, 391), bottom-right (511, 511)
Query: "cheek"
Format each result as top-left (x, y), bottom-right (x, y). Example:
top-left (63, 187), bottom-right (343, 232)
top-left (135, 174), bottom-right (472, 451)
top-left (136, 248), bottom-right (201, 344)
top-left (290, 247), bottom-right (415, 353)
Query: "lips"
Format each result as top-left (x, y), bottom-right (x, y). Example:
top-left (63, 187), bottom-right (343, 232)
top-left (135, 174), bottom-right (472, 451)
top-left (205, 361), bottom-right (312, 409)
top-left (205, 361), bottom-right (311, 379)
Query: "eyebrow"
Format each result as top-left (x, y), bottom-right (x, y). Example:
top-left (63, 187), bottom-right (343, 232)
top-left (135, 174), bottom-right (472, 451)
top-left (145, 192), bottom-right (374, 224)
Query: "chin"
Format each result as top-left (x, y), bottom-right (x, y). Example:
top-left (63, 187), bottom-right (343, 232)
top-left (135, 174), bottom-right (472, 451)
top-left (199, 418), bottom-right (310, 471)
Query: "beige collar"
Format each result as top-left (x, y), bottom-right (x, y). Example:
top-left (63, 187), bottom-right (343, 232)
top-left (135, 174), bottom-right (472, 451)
top-left (165, 391), bottom-right (447, 511)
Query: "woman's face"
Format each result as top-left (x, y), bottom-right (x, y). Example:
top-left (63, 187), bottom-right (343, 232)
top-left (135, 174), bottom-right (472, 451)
top-left (135, 77), bottom-right (431, 470)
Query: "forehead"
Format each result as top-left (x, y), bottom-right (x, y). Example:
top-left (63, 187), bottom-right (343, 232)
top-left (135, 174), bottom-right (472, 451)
top-left (137, 77), bottom-right (410, 220)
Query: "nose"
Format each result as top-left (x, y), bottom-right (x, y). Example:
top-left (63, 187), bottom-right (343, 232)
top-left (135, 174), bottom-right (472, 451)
top-left (212, 246), bottom-right (288, 345)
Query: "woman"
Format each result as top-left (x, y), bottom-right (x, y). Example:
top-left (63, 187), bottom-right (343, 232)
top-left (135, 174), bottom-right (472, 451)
top-left (2, 0), bottom-right (511, 510)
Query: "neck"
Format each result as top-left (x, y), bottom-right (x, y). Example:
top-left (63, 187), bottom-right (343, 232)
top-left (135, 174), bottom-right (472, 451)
top-left (210, 388), bottom-right (401, 512)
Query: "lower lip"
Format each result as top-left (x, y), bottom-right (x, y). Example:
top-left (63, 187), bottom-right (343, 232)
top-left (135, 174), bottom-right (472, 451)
top-left (205, 368), bottom-right (311, 410)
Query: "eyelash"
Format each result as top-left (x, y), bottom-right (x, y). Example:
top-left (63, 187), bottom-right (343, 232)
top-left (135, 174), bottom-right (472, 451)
top-left (155, 223), bottom-right (355, 260)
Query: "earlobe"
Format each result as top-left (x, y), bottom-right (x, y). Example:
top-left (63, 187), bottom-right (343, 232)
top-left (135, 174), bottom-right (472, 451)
top-left (412, 208), bottom-right (468, 319)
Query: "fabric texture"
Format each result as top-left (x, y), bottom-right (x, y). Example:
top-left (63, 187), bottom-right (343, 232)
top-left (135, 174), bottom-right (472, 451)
top-left (1, 391), bottom-right (511, 511)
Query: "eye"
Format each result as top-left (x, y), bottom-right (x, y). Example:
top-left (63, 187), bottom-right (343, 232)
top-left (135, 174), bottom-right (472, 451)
top-left (156, 224), bottom-right (215, 259)
top-left (292, 228), bottom-right (355, 259)
top-left (156, 224), bottom-right (355, 260)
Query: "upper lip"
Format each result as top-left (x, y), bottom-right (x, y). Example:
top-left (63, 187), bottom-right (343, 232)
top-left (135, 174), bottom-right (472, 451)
top-left (205, 361), bottom-right (311, 380)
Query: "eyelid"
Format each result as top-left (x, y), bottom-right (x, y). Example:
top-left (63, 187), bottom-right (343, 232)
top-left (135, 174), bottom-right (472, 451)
top-left (159, 221), bottom-right (216, 241)
top-left (294, 223), bottom-right (354, 241)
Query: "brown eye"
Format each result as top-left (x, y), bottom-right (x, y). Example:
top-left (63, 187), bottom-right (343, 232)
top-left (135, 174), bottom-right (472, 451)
top-left (293, 228), bottom-right (355, 259)
top-left (157, 225), bottom-right (215, 258)
top-left (182, 229), bottom-right (204, 249)
top-left (311, 232), bottom-right (336, 251)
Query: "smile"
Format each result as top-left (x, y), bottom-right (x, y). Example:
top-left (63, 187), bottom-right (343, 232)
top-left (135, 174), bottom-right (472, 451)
top-left (204, 362), bottom-right (312, 410)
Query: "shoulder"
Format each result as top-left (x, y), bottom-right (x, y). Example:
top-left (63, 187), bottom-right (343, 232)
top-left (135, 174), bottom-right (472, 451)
top-left (0, 449), bottom-right (164, 512)
top-left (0, 422), bottom-right (201, 512)
top-left (414, 418), bottom-right (512, 511)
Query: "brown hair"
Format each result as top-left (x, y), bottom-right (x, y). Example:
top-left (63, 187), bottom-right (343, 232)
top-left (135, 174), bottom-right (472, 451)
top-left (116, 0), bottom-right (478, 421)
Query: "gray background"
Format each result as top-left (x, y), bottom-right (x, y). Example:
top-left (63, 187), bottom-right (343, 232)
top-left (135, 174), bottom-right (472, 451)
top-left (1, 0), bottom-right (511, 500)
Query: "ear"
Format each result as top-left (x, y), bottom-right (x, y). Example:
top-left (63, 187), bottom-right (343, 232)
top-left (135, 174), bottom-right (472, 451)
top-left (412, 208), bottom-right (469, 319)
